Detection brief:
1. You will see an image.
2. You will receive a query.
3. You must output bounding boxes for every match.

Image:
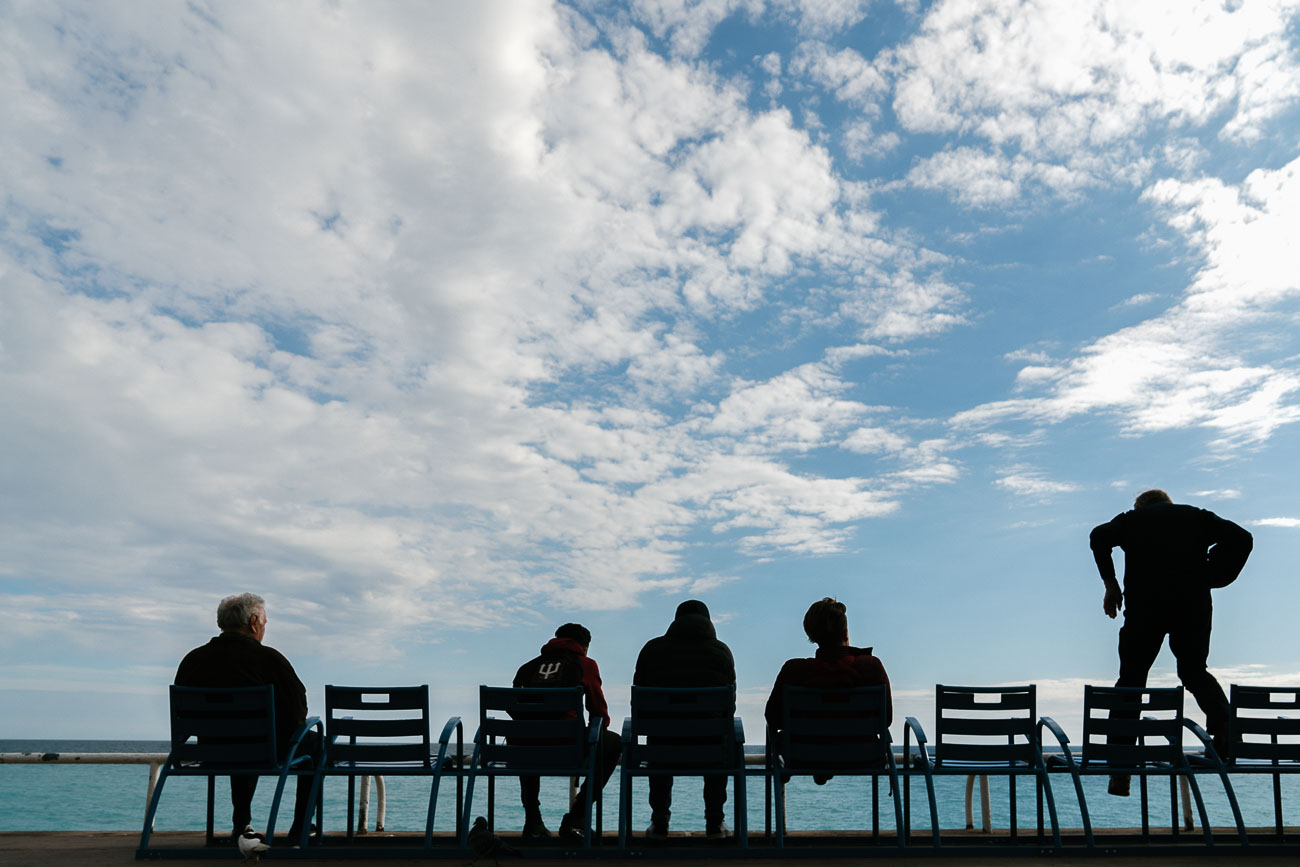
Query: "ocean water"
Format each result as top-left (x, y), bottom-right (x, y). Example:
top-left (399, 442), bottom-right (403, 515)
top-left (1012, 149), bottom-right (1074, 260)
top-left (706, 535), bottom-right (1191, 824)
top-left (1, 740), bottom-right (1296, 835)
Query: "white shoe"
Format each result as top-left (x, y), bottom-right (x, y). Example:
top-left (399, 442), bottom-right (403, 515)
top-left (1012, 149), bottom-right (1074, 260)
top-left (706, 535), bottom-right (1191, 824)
top-left (706, 820), bottom-right (730, 839)
top-left (645, 821), bottom-right (668, 839)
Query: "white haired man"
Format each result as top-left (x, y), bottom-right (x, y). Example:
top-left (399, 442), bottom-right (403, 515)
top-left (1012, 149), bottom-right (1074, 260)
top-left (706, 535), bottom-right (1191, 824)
top-left (175, 593), bottom-right (319, 841)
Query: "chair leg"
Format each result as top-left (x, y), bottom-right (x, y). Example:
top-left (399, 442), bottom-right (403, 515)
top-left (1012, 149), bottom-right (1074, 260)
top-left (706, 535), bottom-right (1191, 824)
top-left (136, 769), bottom-right (171, 854)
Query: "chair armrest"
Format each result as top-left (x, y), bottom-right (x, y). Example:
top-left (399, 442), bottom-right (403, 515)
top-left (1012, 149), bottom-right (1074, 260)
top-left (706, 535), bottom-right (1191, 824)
top-left (620, 716), bottom-right (632, 742)
top-left (733, 717), bottom-right (745, 745)
top-left (587, 717), bottom-right (601, 746)
top-left (1181, 718), bottom-right (1228, 768)
top-left (1038, 716), bottom-right (1075, 768)
top-left (284, 716), bottom-right (323, 767)
top-left (904, 717), bottom-right (929, 768)
top-left (435, 717), bottom-right (464, 769)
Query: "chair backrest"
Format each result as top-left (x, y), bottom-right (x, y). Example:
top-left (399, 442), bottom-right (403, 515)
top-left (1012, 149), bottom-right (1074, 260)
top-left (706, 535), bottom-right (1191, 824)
top-left (779, 684), bottom-right (891, 772)
top-left (169, 684), bottom-right (278, 768)
top-left (1080, 685), bottom-right (1184, 767)
top-left (478, 685), bottom-right (588, 770)
top-left (1229, 685), bottom-right (1300, 763)
top-left (324, 685), bottom-right (432, 767)
top-left (626, 685), bottom-right (737, 768)
top-left (933, 684), bottom-right (1037, 767)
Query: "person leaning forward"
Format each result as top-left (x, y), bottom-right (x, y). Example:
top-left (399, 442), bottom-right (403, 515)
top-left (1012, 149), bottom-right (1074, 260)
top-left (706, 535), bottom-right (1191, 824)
top-left (511, 623), bottom-right (622, 842)
top-left (764, 597), bottom-right (892, 785)
top-left (1090, 488), bottom-right (1252, 795)
top-left (633, 599), bottom-right (736, 839)
top-left (174, 593), bottom-right (321, 841)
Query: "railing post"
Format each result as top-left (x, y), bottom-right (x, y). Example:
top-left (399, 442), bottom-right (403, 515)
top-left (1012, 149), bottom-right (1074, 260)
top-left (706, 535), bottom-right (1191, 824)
top-left (374, 775), bottom-right (387, 831)
top-left (357, 775), bottom-right (370, 835)
top-left (145, 761), bottom-right (162, 830)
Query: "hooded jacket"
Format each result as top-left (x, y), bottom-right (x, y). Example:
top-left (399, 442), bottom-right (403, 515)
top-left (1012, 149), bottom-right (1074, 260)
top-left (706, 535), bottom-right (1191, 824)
top-left (633, 602), bottom-right (736, 689)
top-left (513, 636), bottom-right (611, 729)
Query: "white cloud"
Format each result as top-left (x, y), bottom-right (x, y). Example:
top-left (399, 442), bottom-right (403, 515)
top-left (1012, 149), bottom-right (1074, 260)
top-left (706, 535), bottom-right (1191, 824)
top-left (955, 153), bottom-right (1300, 449)
top-left (1253, 517), bottom-right (1300, 528)
top-left (994, 469), bottom-right (1080, 498)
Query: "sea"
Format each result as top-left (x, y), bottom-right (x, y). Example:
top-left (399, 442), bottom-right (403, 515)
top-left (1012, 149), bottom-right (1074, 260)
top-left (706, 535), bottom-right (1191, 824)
top-left (1, 740), bottom-right (1296, 835)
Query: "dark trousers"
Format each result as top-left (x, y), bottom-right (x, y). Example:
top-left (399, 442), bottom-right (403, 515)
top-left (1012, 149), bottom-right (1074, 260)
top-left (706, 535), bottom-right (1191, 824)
top-left (1112, 604), bottom-right (1230, 754)
top-left (229, 730), bottom-right (321, 835)
top-left (649, 773), bottom-right (728, 826)
top-left (520, 728), bottom-right (622, 819)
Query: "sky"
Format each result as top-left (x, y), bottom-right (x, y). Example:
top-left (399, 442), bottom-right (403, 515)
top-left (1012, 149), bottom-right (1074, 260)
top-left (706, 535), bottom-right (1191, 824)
top-left (2, 0), bottom-right (1299, 743)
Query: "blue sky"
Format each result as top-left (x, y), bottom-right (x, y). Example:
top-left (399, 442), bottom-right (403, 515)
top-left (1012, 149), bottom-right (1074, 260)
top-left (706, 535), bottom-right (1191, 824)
top-left (2, 0), bottom-right (1299, 741)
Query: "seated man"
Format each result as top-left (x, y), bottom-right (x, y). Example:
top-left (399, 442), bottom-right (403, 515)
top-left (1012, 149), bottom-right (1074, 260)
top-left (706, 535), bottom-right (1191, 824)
top-left (764, 597), bottom-right (892, 783)
top-left (174, 593), bottom-right (320, 841)
top-left (512, 623), bottom-right (622, 842)
top-left (633, 600), bottom-right (735, 839)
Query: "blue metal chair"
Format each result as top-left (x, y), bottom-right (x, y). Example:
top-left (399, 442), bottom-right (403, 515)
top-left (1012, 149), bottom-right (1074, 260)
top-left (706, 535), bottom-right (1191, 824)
top-left (460, 685), bottom-right (602, 848)
top-left (904, 684), bottom-right (1061, 849)
top-left (1227, 684), bottom-right (1300, 841)
top-left (137, 684), bottom-right (321, 858)
top-left (301, 685), bottom-right (463, 850)
top-left (618, 685), bottom-right (746, 848)
top-left (768, 684), bottom-right (923, 849)
top-left (1040, 685), bottom-right (1245, 849)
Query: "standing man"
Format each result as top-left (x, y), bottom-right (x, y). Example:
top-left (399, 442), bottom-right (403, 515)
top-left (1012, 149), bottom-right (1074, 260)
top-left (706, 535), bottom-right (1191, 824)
top-left (633, 600), bottom-right (736, 839)
top-left (1090, 489), bottom-right (1253, 794)
top-left (175, 593), bottom-right (319, 840)
top-left (512, 623), bottom-right (622, 842)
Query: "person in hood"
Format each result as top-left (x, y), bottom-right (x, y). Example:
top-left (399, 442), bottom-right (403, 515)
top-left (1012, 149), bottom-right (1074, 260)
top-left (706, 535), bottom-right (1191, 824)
top-left (764, 597), bottom-right (891, 785)
top-left (1090, 488), bottom-right (1252, 795)
top-left (632, 600), bottom-right (736, 839)
top-left (511, 623), bottom-right (621, 842)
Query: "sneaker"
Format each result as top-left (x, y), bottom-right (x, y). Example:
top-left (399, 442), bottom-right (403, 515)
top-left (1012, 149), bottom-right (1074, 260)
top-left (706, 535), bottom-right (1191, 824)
top-left (706, 819), bottom-right (731, 840)
top-left (558, 812), bottom-right (588, 843)
top-left (645, 820), bottom-right (668, 839)
top-left (521, 817), bottom-right (551, 840)
top-left (1107, 774), bottom-right (1131, 797)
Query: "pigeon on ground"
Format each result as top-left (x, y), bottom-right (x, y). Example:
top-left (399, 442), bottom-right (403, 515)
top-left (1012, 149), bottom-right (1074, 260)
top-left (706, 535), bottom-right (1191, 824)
top-left (468, 815), bottom-right (519, 862)
top-left (238, 825), bottom-right (270, 863)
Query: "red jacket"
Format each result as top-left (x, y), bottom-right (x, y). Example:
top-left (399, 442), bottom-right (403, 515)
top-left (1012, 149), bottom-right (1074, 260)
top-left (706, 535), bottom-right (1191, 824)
top-left (764, 644), bottom-right (891, 735)
top-left (513, 636), bottom-right (611, 729)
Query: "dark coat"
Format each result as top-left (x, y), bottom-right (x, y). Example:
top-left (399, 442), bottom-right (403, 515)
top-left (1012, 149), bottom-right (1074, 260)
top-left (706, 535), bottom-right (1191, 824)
top-left (764, 645), bottom-right (891, 735)
top-left (633, 612), bottom-right (736, 689)
top-left (1090, 502), bottom-right (1253, 611)
top-left (175, 631), bottom-right (308, 753)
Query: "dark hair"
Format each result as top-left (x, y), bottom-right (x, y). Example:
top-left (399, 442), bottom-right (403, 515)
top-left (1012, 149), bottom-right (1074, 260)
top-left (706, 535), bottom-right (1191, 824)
top-left (555, 622), bottom-right (591, 648)
top-left (1134, 489), bottom-right (1172, 509)
top-left (803, 597), bottom-right (847, 646)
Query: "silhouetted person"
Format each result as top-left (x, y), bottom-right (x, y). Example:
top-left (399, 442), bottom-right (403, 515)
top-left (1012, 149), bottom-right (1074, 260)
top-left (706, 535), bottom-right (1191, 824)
top-left (765, 597), bottom-right (891, 785)
top-left (1090, 489), bottom-right (1252, 795)
top-left (512, 623), bottom-right (621, 842)
top-left (175, 593), bottom-right (320, 840)
top-left (633, 600), bottom-right (736, 839)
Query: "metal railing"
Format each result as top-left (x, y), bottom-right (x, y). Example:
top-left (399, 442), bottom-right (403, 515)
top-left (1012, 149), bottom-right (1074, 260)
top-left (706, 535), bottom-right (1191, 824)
top-left (2, 749), bottom-right (1197, 835)
top-left (0, 751), bottom-right (390, 833)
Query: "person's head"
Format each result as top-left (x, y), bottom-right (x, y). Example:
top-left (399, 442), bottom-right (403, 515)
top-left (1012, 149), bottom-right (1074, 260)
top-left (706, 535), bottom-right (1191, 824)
top-left (1134, 489), bottom-right (1172, 509)
top-left (555, 622), bottom-right (591, 649)
top-left (675, 599), bottom-right (710, 620)
top-left (217, 593), bottom-right (267, 641)
top-left (803, 597), bottom-right (849, 647)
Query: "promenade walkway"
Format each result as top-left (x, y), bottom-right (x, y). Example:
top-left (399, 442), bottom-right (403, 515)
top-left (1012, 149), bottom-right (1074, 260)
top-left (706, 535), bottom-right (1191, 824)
top-left (4, 831), bottom-right (1298, 866)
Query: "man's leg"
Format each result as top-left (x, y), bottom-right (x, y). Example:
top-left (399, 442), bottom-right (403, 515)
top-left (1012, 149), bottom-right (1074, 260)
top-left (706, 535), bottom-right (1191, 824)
top-left (647, 774), bottom-right (672, 834)
top-left (519, 774), bottom-right (548, 837)
top-left (702, 773), bottom-right (728, 830)
top-left (564, 728), bottom-right (623, 836)
top-left (285, 730), bottom-right (322, 840)
top-left (1169, 608), bottom-right (1230, 756)
top-left (229, 774), bottom-right (257, 834)
top-left (1108, 614), bottom-right (1166, 795)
